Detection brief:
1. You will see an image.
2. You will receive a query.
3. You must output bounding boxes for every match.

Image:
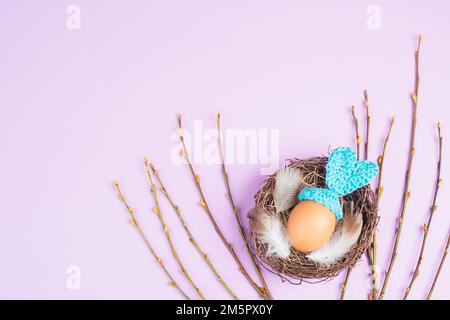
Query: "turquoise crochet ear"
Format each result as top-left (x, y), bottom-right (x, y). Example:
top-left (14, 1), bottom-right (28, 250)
top-left (345, 160), bottom-right (379, 194)
top-left (325, 147), bottom-right (379, 196)
top-left (325, 147), bottom-right (357, 196)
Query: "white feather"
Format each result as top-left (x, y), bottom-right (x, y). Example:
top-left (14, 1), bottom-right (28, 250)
top-left (250, 208), bottom-right (291, 259)
top-left (273, 167), bottom-right (304, 213)
top-left (306, 214), bottom-right (363, 266)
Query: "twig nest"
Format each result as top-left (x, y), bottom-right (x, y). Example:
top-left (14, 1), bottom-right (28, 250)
top-left (249, 155), bottom-right (378, 281)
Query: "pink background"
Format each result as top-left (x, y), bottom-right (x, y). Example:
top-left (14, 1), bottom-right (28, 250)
top-left (0, 0), bottom-right (449, 299)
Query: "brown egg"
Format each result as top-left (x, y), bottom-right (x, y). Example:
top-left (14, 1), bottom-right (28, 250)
top-left (287, 200), bottom-right (336, 253)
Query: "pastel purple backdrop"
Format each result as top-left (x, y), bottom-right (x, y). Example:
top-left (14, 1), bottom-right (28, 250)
top-left (0, 0), bottom-right (449, 299)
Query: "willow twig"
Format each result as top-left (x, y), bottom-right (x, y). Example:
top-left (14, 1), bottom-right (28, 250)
top-left (378, 34), bottom-right (422, 300)
top-left (150, 163), bottom-right (239, 300)
top-left (427, 230), bottom-right (450, 300)
top-left (404, 122), bottom-right (443, 299)
top-left (144, 158), bottom-right (205, 300)
top-left (216, 112), bottom-right (273, 300)
top-left (340, 106), bottom-right (362, 299)
top-left (177, 113), bottom-right (267, 299)
top-left (340, 269), bottom-right (351, 300)
top-left (351, 105), bottom-right (361, 160)
top-left (362, 90), bottom-right (380, 299)
top-left (364, 90), bottom-right (371, 160)
top-left (113, 181), bottom-right (190, 300)
top-left (369, 117), bottom-right (395, 299)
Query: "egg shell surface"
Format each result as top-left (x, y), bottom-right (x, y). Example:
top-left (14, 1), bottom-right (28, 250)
top-left (287, 200), bottom-right (337, 252)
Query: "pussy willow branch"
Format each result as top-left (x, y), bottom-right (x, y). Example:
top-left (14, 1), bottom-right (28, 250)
top-left (144, 158), bottom-right (206, 300)
top-left (340, 107), bottom-right (363, 300)
top-left (427, 229), bottom-right (450, 300)
top-left (404, 122), bottom-right (443, 299)
top-left (340, 269), bottom-right (351, 300)
top-left (370, 116), bottom-right (395, 300)
top-left (364, 90), bottom-right (371, 160)
top-left (150, 163), bottom-right (239, 300)
top-left (362, 90), bottom-right (379, 300)
top-left (177, 113), bottom-right (267, 299)
top-left (113, 181), bottom-right (190, 300)
top-left (216, 112), bottom-right (273, 300)
top-left (378, 34), bottom-right (422, 300)
top-left (351, 105), bottom-right (361, 161)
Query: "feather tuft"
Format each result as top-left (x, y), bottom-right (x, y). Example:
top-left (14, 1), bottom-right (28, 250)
top-left (249, 208), bottom-right (291, 259)
top-left (306, 213), bottom-right (363, 266)
top-left (273, 167), bottom-right (304, 213)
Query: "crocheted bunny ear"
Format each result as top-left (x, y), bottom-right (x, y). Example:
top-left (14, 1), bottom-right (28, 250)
top-left (326, 147), bottom-right (378, 196)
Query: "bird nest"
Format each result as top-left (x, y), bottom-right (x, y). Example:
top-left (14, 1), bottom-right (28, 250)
top-left (249, 155), bottom-right (378, 281)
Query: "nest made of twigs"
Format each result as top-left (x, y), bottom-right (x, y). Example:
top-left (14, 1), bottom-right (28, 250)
top-left (250, 155), bottom-right (378, 282)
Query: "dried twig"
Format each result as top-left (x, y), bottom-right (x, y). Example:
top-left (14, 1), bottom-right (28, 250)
top-left (404, 122), bottom-right (443, 299)
top-left (113, 181), bottom-right (190, 300)
top-left (364, 90), bottom-right (371, 160)
top-left (144, 158), bottom-right (206, 300)
top-left (378, 34), bottom-right (422, 300)
top-left (351, 105), bottom-right (361, 160)
top-left (370, 117), bottom-right (395, 299)
top-left (177, 113), bottom-right (267, 299)
top-left (150, 163), bottom-right (239, 300)
top-left (340, 269), bottom-right (351, 300)
top-left (362, 90), bottom-right (380, 299)
top-left (427, 230), bottom-right (450, 299)
top-left (340, 106), bottom-right (362, 299)
top-left (216, 112), bottom-right (273, 300)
